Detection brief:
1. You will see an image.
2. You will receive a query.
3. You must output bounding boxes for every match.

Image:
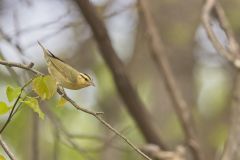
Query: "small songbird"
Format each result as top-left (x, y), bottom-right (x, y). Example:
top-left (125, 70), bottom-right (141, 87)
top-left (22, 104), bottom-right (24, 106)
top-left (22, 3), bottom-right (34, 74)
top-left (38, 42), bottom-right (95, 90)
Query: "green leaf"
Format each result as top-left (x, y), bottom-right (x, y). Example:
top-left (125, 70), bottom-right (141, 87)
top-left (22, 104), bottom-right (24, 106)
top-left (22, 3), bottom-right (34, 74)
top-left (0, 155), bottom-right (6, 160)
top-left (32, 75), bottom-right (57, 100)
top-left (22, 97), bottom-right (44, 119)
top-left (6, 85), bottom-right (21, 102)
top-left (57, 96), bottom-right (67, 107)
top-left (0, 102), bottom-right (11, 115)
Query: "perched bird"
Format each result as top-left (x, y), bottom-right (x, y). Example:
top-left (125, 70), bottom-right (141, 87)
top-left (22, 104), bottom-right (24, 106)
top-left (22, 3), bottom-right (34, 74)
top-left (38, 42), bottom-right (94, 90)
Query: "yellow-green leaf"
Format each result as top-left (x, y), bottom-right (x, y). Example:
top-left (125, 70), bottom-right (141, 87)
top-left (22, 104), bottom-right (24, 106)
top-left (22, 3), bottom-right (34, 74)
top-left (32, 75), bottom-right (57, 100)
top-left (0, 155), bottom-right (6, 160)
top-left (57, 96), bottom-right (67, 107)
top-left (0, 102), bottom-right (11, 115)
top-left (22, 97), bottom-right (44, 119)
top-left (6, 85), bottom-right (21, 102)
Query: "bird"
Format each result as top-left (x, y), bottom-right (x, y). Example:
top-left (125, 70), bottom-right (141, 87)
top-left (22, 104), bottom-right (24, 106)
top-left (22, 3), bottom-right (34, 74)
top-left (38, 42), bottom-right (95, 90)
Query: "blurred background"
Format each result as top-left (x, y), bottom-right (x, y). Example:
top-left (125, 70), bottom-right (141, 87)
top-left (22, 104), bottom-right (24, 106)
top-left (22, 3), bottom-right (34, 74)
top-left (0, 0), bottom-right (240, 159)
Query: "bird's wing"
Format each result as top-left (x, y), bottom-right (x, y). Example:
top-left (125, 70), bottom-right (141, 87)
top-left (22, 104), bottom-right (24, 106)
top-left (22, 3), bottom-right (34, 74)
top-left (48, 57), bottom-right (78, 83)
top-left (47, 50), bottom-right (65, 62)
top-left (38, 41), bottom-right (78, 83)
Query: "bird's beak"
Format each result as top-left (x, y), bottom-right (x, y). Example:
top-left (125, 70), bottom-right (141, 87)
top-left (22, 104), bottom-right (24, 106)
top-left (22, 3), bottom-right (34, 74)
top-left (91, 81), bottom-right (95, 87)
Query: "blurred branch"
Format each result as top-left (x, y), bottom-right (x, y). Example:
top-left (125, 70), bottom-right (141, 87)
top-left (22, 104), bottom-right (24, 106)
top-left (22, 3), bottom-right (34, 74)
top-left (0, 136), bottom-right (16, 160)
top-left (61, 91), bottom-right (152, 160)
top-left (201, 0), bottom-right (240, 159)
top-left (141, 144), bottom-right (186, 160)
top-left (43, 106), bottom-right (96, 160)
top-left (0, 78), bottom-right (34, 134)
top-left (13, 10), bottom-right (71, 36)
top-left (0, 51), bottom-right (20, 85)
top-left (12, 4), bottom-right (135, 49)
top-left (74, 0), bottom-right (166, 150)
top-left (201, 0), bottom-right (240, 66)
top-left (137, 1), bottom-right (202, 160)
top-left (32, 113), bottom-right (39, 160)
top-left (0, 47), bottom-right (152, 160)
top-left (221, 74), bottom-right (240, 160)
top-left (53, 129), bottom-right (60, 160)
top-left (0, 60), bottom-right (41, 75)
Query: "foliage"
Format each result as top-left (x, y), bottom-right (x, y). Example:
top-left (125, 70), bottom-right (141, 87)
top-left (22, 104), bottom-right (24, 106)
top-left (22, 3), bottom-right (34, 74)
top-left (0, 155), bottom-right (6, 160)
top-left (6, 85), bottom-right (21, 102)
top-left (32, 75), bottom-right (57, 100)
top-left (0, 102), bottom-right (11, 115)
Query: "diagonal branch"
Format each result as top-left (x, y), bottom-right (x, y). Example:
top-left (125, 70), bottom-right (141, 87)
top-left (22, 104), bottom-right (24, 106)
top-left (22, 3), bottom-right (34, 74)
top-left (0, 136), bottom-right (16, 160)
top-left (137, 1), bottom-right (203, 160)
top-left (201, 0), bottom-right (240, 66)
top-left (201, 0), bottom-right (240, 159)
top-left (0, 59), bottom-right (152, 160)
top-left (74, 0), bottom-right (166, 150)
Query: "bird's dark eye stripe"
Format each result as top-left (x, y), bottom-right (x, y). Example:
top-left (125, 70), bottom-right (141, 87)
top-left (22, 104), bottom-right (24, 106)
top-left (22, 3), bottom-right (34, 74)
top-left (82, 73), bottom-right (91, 80)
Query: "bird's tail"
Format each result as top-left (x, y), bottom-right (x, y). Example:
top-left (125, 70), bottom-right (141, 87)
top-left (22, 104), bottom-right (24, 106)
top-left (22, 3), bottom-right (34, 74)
top-left (38, 41), bottom-right (51, 63)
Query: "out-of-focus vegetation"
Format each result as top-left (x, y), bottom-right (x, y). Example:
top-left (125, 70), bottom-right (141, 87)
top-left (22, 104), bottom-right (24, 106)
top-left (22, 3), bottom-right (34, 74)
top-left (0, 0), bottom-right (240, 159)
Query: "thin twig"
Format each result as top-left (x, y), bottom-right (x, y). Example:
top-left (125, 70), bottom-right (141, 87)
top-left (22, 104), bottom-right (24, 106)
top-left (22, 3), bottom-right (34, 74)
top-left (137, 1), bottom-right (202, 160)
top-left (32, 113), bottom-right (39, 160)
top-left (0, 78), bottom-right (34, 134)
top-left (61, 91), bottom-right (152, 160)
top-left (0, 51), bottom-right (152, 159)
top-left (75, 0), bottom-right (165, 150)
top-left (201, 0), bottom-right (240, 67)
top-left (0, 136), bottom-right (16, 160)
top-left (221, 73), bottom-right (240, 160)
top-left (53, 129), bottom-right (60, 160)
top-left (0, 60), bottom-right (42, 75)
top-left (201, 0), bottom-right (240, 159)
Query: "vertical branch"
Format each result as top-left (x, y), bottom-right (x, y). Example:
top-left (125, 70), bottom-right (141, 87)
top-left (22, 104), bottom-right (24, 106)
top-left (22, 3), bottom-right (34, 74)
top-left (53, 129), bottom-right (60, 160)
top-left (32, 113), bottom-right (39, 160)
top-left (221, 73), bottom-right (240, 160)
top-left (74, 0), bottom-right (166, 149)
top-left (202, 0), bottom-right (240, 159)
top-left (137, 1), bottom-right (203, 160)
top-left (0, 136), bottom-right (16, 160)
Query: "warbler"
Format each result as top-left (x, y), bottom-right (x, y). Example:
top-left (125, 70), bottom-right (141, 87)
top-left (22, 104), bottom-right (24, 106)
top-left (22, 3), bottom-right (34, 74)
top-left (38, 42), bottom-right (95, 90)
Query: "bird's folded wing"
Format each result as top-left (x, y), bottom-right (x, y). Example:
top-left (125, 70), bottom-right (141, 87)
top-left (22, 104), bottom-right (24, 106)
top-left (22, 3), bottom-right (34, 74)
top-left (48, 57), bottom-right (78, 83)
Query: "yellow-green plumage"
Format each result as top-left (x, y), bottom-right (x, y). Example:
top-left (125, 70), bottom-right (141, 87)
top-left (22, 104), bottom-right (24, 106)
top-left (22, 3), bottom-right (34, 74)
top-left (38, 42), bottom-right (94, 90)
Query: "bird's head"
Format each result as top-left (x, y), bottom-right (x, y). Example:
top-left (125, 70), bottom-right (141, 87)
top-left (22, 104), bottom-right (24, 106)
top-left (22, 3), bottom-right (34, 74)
top-left (77, 73), bottom-right (95, 88)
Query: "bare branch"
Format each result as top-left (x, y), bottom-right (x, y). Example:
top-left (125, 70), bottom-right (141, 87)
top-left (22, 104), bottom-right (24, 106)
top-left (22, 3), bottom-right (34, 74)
top-left (141, 144), bottom-right (186, 160)
top-left (201, 0), bottom-right (240, 159)
top-left (137, 1), bottom-right (203, 160)
top-left (0, 59), bottom-right (152, 160)
top-left (0, 60), bottom-right (42, 75)
top-left (201, 0), bottom-right (240, 67)
top-left (0, 78), bottom-right (35, 134)
top-left (221, 74), bottom-right (240, 160)
top-left (61, 92), bottom-right (152, 160)
top-left (74, 0), bottom-right (166, 150)
top-left (0, 136), bottom-right (16, 160)
top-left (31, 113), bottom-right (40, 160)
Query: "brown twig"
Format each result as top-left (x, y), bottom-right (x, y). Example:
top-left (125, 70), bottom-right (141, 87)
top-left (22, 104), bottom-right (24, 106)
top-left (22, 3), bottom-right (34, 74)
top-left (61, 91), bottom-right (152, 160)
top-left (201, 0), bottom-right (240, 159)
top-left (0, 136), bottom-right (16, 160)
top-left (31, 113), bottom-right (39, 160)
top-left (0, 60), bottom-right (42, 75)
top-left (0, 78), bottom-right (34, 134)
top-left (75, 0), bottom-right (166, 150)
top-left (43, 106), bottom-right (96, 160)
top-left (137, 1), bottom-right (202, 160)
top-left (221, 73), bottom-right (240, 160)
top-left (201, 0), bottom-right (240, 67)
top-left (0, 59), bottom-right (151, 159)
